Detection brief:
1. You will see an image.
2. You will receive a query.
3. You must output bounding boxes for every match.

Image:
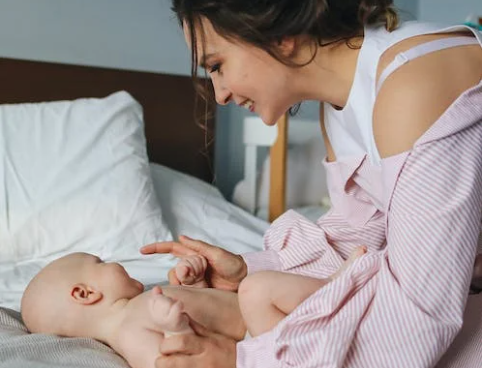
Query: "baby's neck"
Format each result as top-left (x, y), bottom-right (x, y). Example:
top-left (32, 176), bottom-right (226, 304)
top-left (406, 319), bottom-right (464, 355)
top-left (85, 297), bottom-right (135, 346)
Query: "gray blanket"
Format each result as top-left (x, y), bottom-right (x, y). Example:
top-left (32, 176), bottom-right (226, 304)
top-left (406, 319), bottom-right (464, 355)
top-left (0, 307), bottom-right (129, 368)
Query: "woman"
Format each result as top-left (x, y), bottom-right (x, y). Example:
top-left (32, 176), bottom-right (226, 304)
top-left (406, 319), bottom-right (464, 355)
top-left (142, 1), bottom-right (482, 367)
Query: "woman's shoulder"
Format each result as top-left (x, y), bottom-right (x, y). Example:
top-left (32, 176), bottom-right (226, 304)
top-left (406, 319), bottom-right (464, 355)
top-left (372, 30), bottom-right (482, 159)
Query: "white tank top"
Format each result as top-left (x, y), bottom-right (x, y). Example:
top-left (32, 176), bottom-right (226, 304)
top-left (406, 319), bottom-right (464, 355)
top-left (324, 21), bottom-right (482, 165)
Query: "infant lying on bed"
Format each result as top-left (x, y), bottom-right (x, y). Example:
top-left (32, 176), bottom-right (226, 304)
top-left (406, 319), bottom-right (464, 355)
top-left (21, 249), bottom-right (365, 368)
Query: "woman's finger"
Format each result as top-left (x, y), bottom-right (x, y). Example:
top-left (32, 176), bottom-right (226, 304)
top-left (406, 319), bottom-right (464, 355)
top-left (168, 268), bottom-right (182, 286)
top-left (155, 354), bottom-right (200, 368)
top-left (140, 241), bottom-right (198, 257)
top-left (160, 333), bottom-right (204, 355)
top-left (178, 236), bottom-right (219, 259)
top-left (188, 319), bottom-right (212, 337)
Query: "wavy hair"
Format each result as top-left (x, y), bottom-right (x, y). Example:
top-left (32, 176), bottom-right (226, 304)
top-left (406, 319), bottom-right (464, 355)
top-left (172, 0), bottom-right (399, 115)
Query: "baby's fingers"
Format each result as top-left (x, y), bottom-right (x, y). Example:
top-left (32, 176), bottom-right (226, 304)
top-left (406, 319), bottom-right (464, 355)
top-left (175, 265), bottom-right (194, 285)
top-left (168, 268), bottom-right (182, 286)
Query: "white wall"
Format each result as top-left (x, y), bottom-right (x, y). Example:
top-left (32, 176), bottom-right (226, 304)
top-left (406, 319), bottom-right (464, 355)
top-left (0, 0), bottom-right (191, 76)
top-left (418, 0), bottom-right (481, 24)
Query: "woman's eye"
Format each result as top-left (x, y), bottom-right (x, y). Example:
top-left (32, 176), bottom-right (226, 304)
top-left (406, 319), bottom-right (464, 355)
top-left (209, 63), bottom-right (221, 74)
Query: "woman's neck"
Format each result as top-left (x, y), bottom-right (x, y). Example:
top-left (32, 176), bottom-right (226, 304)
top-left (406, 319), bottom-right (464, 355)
top-left (292, 37), bottom-right (363, 108)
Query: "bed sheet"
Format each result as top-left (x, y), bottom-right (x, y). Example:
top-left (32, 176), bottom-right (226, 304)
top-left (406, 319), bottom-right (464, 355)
top-left (0, 163), bottom-right (268, 368)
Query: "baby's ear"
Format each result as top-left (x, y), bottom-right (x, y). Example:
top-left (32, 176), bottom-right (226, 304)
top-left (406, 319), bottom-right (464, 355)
top-left (71, 283), bottom-right (103, 305)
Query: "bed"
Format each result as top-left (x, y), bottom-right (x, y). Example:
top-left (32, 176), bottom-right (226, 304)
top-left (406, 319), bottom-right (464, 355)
top-left (0, 57), bottom-right (268, 368)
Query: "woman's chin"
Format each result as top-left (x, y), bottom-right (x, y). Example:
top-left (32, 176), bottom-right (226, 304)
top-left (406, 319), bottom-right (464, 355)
top-left (260, 111), bottom-right (288, 126)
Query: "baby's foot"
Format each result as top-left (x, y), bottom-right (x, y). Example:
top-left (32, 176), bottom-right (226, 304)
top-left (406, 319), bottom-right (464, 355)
top-left (330, 246), bottom-right (367, 281)
top-left (175, 255), bottom-right (209, 288)
top-left (149, 286), bottom-right (193, 336)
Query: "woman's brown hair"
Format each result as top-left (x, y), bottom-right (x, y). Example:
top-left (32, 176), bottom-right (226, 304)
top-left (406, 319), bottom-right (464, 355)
top-left (173, 0), bottom-right (399, 115)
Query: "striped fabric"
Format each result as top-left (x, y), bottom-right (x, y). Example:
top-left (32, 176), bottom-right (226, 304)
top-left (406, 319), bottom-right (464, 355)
top-left (237, 81), bottom-right (482, 366)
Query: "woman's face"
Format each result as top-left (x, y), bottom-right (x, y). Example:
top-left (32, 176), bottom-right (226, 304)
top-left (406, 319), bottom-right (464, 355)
top-left (184, 18), bottom-right (295, 126)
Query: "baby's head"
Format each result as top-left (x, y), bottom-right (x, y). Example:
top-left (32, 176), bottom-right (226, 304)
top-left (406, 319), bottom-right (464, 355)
top-left (21, 252), bottom-right (144, 336)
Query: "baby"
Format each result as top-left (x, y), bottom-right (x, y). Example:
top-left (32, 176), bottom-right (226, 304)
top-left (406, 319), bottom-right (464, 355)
top-left (21, 247), bottom-right (366, 368)
top-left (21, 252), bottom-right (245, 368)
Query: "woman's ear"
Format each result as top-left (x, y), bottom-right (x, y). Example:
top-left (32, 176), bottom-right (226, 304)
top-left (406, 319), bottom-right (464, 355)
top-left (277, 36), bottom-right (297, 58)
top-left (71, 283), bottom-right (103, 305)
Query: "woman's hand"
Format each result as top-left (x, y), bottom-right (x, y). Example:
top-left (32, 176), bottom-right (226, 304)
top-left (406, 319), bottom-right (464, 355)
top-left (141, 235), bottom-right (247, 291)
top-left (155, 320), bottom-right (237, 368)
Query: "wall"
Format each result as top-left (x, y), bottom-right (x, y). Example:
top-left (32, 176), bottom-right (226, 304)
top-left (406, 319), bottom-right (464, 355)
top-left (0, 0), bottom-right (191, 76)
top-left (419, 0), bottom-right (481, 24)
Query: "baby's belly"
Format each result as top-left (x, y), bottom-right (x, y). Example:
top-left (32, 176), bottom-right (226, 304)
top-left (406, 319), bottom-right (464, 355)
top-left (118, 328), bottom-right (163, 368)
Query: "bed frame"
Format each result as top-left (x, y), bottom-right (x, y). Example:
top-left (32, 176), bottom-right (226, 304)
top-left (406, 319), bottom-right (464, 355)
top-left (242, 113), bottom-right (326, 222)
top-left (0, 57), bottom-right (215, 183)
top-left (270, 114), bottom-right (288, 222)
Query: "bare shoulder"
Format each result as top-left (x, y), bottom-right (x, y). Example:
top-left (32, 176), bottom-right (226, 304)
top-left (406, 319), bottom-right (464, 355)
top-left (373, 33), bottom-right (482, 159)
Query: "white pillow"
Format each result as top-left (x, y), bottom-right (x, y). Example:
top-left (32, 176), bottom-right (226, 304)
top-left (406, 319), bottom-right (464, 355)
top-left (0, 91), bottom-right (172, 264)
top-left (0, 162), bottom-right (267, 311)
top-left (150, 163), bottom-right (268, 254)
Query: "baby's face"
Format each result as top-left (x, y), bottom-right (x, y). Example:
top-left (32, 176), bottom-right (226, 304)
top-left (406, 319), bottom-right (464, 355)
top-left (78, 253), bottom-right (145, 300)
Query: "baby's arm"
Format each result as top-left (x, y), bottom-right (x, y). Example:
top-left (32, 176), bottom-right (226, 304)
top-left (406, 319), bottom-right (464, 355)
top-left (148, 286), bottom-right (193, 336)
top-left (175, 255), bottom-right (209, 288)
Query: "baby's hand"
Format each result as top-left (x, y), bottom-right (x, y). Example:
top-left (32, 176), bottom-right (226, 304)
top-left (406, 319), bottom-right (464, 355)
top-left (149, 286), bottom-right (193, 336)
top-left (175, 255), bottom-right (209, 288)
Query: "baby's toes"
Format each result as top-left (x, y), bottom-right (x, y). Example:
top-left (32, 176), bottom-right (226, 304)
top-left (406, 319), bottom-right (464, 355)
top-left (350, 246), bottom-right (367, 260)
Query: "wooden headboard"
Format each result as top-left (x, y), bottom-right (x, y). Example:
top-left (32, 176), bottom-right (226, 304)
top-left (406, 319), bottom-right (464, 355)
top-left (0, 57), bottom-right (215, 182)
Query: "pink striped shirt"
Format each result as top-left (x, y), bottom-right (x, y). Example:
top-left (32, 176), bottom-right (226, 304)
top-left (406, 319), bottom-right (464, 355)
top-left (237, 38), bottom-right (482, 368)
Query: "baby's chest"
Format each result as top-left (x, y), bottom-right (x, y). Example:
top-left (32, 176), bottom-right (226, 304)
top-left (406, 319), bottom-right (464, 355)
top-left (117, 324), bottom-right (164, 368)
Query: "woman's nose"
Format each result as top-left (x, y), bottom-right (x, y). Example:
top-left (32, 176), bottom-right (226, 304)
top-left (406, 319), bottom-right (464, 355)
top-left (212, 78), bottom-right (231, 105)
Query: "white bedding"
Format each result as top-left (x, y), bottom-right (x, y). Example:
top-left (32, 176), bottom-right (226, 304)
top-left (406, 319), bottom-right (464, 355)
top-left (0, 163), bottom-right (268, 312)
top-left (0, 163), bottom-right (267, 368)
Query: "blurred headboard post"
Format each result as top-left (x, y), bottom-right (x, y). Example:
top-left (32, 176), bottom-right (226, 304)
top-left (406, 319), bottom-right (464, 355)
top-left (268, 113), bottom-right (289, 222)
top-left (242, 117), bottom-right (278, 214)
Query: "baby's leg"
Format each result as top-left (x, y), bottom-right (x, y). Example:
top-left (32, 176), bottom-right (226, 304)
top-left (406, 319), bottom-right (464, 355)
top-left (149, 286), bottom-right (193, 336)
top-left (238, 271), bottom-right (329, 337)
top-left (175, 255), bottom-right (209, 288)
top-left (238, 247), bottom-right (367, 337)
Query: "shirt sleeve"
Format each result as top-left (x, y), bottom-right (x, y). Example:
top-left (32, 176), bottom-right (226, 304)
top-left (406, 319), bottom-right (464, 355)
top-left (236, 120), bottom-right (481, 368)
top-left (242, 207), bottom-right (387, 278)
